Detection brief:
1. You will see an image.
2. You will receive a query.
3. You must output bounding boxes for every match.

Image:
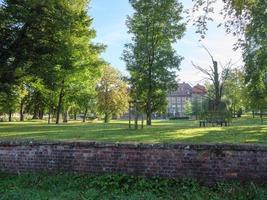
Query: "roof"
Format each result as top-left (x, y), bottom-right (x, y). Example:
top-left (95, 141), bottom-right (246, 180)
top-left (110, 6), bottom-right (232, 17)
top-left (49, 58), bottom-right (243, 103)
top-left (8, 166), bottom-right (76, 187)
top-left (168, 82), bottom-right (192, 97)
top-left (192, 84), bottom-right (207, 95)
top-left (168, 83), bottom-right (207, 97)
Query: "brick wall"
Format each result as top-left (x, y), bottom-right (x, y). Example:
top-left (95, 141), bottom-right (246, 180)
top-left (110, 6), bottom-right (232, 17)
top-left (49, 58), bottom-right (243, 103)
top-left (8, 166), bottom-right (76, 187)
top-left (0, 141), bottom-right (266, 185)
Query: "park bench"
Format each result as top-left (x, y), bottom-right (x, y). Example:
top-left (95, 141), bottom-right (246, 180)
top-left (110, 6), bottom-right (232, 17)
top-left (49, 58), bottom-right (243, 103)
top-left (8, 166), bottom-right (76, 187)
top-left (199, 117), bottom-right (229, 127)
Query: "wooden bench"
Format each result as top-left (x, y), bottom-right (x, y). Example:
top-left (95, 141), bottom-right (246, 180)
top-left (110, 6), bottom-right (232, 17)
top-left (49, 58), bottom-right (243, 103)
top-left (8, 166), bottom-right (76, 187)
top-left (200, 118), bottom-right (229, 127)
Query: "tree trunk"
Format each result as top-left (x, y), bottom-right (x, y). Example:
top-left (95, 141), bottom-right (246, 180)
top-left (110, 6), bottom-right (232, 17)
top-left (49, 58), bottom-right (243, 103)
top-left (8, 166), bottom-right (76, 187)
top-left (104, 112), bottom-right (110, 123)
top-left (56, 86), bottom-right (64, 124)
top-left (213, 61), bottom-right (220, 111)
top-left (74, 111), bottom-right (77, 121)
top-left (19, 100), bottom-right (24, 122)
top-left (39, 108), bottom-right (44, 120)
top-left (260, 109), bottom-right (263, 123)
top-left (146, 59), bottom-right (154, 125)
top-left (135, 102), bottom-right (138, 129)
top-left (147, 101), bottom-right (152, 126)
top-left (233, 104), bottom-right (236, 118)
top-left (83, 108), bottom-right (88, 123)
top-left (252, 110), bottom-right (255, 118)
top-left (48, 106), bottom-right (51, 124)
top-left (32, 104), bottom-right (39, 119)
top-left (63, 110), bottom-right (68, 123)
top-left (8, 111), bottom-right (12, 122)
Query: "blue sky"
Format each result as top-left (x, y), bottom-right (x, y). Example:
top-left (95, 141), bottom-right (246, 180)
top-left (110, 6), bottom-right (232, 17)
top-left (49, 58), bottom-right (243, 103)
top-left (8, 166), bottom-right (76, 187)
top-left (90, 0), bottom-right (243, 85)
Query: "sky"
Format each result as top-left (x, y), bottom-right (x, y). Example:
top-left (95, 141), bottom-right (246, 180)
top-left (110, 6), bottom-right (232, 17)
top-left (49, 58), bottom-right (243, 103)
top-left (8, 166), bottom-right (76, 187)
top-left (90, 0), bottom-right (244, 86)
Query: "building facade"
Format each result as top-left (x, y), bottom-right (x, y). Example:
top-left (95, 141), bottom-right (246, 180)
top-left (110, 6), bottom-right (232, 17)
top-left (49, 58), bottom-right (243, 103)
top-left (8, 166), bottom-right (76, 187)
top-left (166, 82), bottom-right (207, 117)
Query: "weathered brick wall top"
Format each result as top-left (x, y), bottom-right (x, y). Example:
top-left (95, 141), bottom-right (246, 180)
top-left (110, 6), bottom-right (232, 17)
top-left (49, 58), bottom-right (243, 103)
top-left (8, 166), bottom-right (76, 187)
top-left (0, 140), bottom-right (267, 185)
top-left (0, 140), bottom-right (266, 151)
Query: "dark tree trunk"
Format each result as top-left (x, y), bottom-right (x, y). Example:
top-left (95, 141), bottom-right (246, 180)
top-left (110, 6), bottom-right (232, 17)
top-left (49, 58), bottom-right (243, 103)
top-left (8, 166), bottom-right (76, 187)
top-left (147, 101), bottom-right (152, 126)
top-left (147, 64), bottom-right (152, 126)
top-left (63, 110), bottom-right (68, 123)
top-left (48, 106), bottom-right (51, 124)
top-left (39, 108), bottom-right (44, 120)
top-left (19, 100), bottom-right (24, 122)
top-left (252, 110), bottom-right (255, 118)
top-left (56, 86), bottom-right (64, 124)
top-left (134, 101), bottom-right (138, 129)
top-left (74, 111), bottom-right (77, 121)
top-left (260, 109), bottom-right (263, 123)
top-left (213, 61), bottom-right (221, 111)
top-left (104, 112), bottom-right (110, 123)
top-left (83, 108), bottom-right (88, 123)
top-left (233, 104), bottom-right (236, 118)
top-left (8, 111), bottom-right (12, 122)
top-left (32, 105), bottom-right (39, 119)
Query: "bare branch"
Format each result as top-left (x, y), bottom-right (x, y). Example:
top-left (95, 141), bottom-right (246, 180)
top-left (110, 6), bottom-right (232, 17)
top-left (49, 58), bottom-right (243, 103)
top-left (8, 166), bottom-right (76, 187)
top-left (191, 61), bottom-right (214, 82)
top-left (200, 44), bottom-right (215, 63)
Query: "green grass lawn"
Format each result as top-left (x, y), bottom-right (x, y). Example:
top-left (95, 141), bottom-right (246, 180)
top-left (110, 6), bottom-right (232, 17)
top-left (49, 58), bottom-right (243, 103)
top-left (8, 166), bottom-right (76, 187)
top-left (1, 173), bottom-right (266, 200)
top-left (0, 116), bottom-right (266, 144)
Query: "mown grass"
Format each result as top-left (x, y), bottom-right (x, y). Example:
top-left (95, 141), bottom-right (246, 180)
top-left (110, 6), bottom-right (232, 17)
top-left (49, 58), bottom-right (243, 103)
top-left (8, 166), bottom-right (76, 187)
top-left (0, 116), bottom-right (266, 144)
top-left (0, 173), bottom-right (266, 200)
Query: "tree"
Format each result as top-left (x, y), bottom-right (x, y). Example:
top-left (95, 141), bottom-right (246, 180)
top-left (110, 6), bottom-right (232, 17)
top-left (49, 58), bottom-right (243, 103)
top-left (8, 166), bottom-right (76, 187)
top-left (0, 0), bottom-right (104, 123)
top-left (44, 0), bottom-right (104, 124)
top-left (223, 68), bottom-right (245, 117)
top-left (97, 66), bottom-right (129, 123)
top-left (67, 66), bottom-right (101, 123)
top-left (184, 100), bottom-right (192, 117)
top-left (242, 0), bottom-right (266, 122)
top-left (192, 46), bottom-right (231, 111)
top-left (191, 96), bottom-right (204, 119)
top-left (0, 86), bottom-right (19, 121)
top-left (123, 0), bottom-right (186, 125)
top-left (190, 0), bottom-right (261, 38)
top-left (190, 0), bottom-right (266, 114)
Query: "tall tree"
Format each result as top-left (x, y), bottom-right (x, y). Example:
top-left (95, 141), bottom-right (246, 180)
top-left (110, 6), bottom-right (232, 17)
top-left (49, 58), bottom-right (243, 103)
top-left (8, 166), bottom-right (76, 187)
top-left (190, 0), bottom-right (266, 113)
top-left (0, 0), bottom-right (104, 123)
top-left (67, 64), bottom-right (102, 123)
top-left (123, 0), bottom-right (186, 125)
top-left (41, 0), bottom-right (104, 124)
top-left (97, 66), bottom-right (129, 123)
top-left (192, 46), bottom-right (231, 111)
top-left (223, 68), bottom-right (245, 117)
top-left (0, 86), bottom-right (19, 122)
top-left (242, 0), bottom-right (266, 121)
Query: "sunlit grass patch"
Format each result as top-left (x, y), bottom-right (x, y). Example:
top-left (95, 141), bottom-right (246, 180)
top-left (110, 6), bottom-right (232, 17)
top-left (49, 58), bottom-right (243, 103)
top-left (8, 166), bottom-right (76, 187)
top-left (0, 116), bottom-right (266, 144)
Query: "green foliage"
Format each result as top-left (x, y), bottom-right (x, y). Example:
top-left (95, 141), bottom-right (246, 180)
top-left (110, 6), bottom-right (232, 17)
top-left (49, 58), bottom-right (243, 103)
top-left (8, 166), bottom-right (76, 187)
top-left (0, 86), bottom-right (19, 116)
top-left (0, 173), bottom-right (266, 200)
top-left (0, 0), bottom-right (104, 123)
top-left (97, 66), bottom-right (129, 123)
top-left (123, 0), bottom-right (186, 125)
top-left (191, 0), bottom-right (260, 37)
top-left (242, 0), bottom-right (267, 119)
top-left (184, 100), bottom-right (192, 117)
top-left (191, 96), bottom-right (205, 119)
top-left (223, 68), bottom-right (245, 116)
top-left (191, 0), bottom-right (266, 118)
